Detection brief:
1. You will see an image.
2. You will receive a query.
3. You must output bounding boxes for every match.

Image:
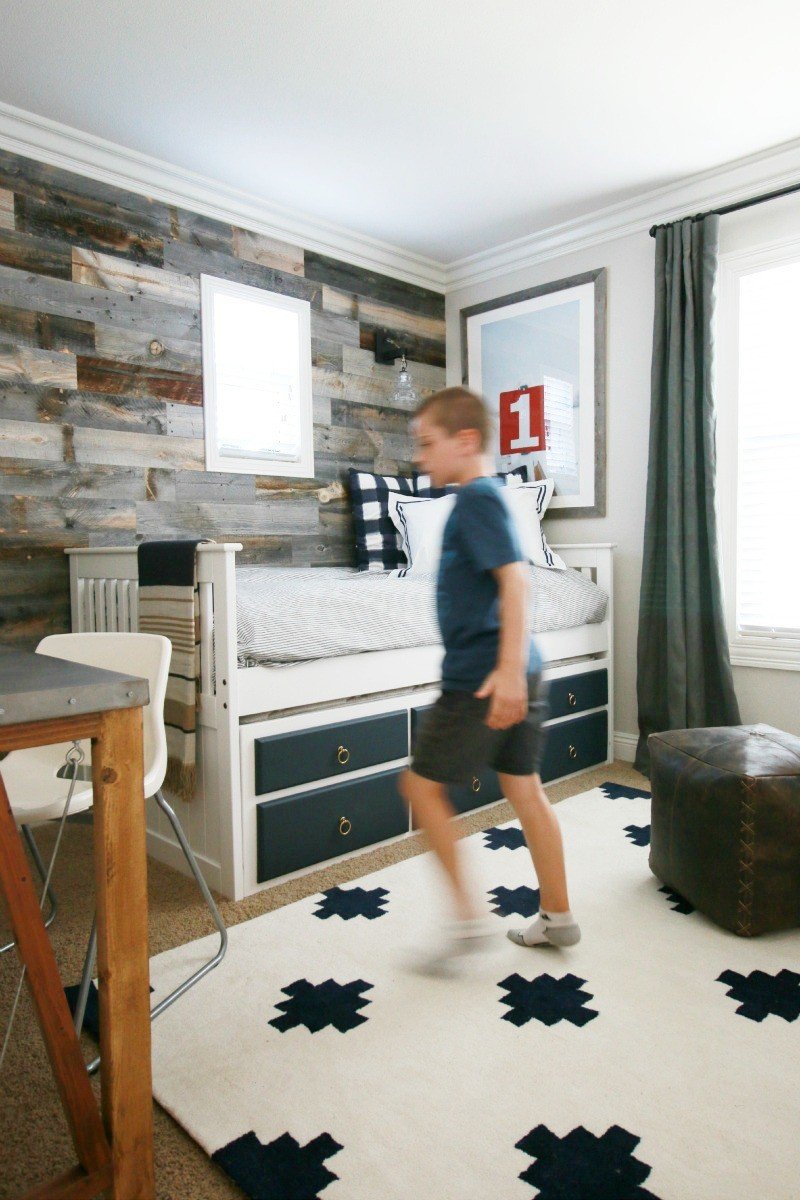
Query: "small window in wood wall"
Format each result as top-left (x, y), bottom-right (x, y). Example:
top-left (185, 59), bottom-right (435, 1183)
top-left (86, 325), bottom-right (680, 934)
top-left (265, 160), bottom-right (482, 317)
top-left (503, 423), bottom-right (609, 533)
top-left (200, 273), bottom-right (314, 477)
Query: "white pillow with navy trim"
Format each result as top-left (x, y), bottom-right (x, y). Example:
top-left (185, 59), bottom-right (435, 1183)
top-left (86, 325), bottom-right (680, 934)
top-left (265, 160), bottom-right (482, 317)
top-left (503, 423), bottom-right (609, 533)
top-left (388, 479), bottom-right (566, 576)
top-left (387, 492), bottom-right (455, 577)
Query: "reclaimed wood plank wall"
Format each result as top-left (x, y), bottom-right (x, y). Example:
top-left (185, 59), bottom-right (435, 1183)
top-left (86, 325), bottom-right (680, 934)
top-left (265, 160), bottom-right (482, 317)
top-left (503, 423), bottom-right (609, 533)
top-left (0, 149), bottom-right (446, 647)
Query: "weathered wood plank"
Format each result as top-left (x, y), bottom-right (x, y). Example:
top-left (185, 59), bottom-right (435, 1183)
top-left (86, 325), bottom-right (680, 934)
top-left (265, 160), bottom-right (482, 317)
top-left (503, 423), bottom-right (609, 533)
top-left (0, 418), bottom-right (63, 461)
top-left (323, 285), bottom-right (446, 345)
top-left (0, 343), bottom-right (77, 390)
top-left (0, 150), bottom-right (174, 232)
top-left (165, 401), bottom-right (205, 440)
top-left (0, 188), bottom-right (14, 231)
top-left (14, 193), bottom-right (164, 265)
top-left (72, 248), bottom-right (199, 306)
top-left (310, 309), bottom-right (360, 347)
top-left (0, 384), bottom-right (182, 437)
top-left (0, 264), bottom-right (199, 340)
top-left (0, 496), bottom-right (136, 544)
top-left (290, 532), bottom-right (355, 568)
top-left (233, 229), bottom-right (304, 276)
top-left (76, 355), bottom-right (203, 405)
top-left (71, 426), bottom-right (205, 472)
top-left (0, 228), bottom-right (73, 280)
top-left (169, 208), bottom-right (234, 255)
top-left (304, 251), bottom-right (444, 319)
top-left (342, 344), bottom-right (446, 390)
top-left (331, 397), bottom-right (409, 435)
top-left (228, 537), bottom-right (293, 566)
top-left (163, 240), bottom-right (321, 307)
top-left (310, 337), bottom-right (343, 372)
top-left (172, 472), bottom-right (256, 502)
top-left (359, 325), bottom-right (445, 369)
top-left (135, 497), bottom-right (319, 538)
top-left (0, 304), bottom-right (96, 355)
top-left (0, 459), bottom-right (148, 501)
top-left (93, 324), bottom-right (200, 374)
top-left (314, 423), bottom-right (411, 464)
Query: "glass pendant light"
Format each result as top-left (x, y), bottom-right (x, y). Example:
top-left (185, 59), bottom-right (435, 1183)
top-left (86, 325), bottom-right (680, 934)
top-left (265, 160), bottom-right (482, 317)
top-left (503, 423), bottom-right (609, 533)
top-left (392, 353), bottom-right (419, 408)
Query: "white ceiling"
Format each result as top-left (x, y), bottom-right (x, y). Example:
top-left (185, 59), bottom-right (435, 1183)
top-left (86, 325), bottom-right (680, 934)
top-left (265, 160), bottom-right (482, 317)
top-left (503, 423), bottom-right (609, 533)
top-left (1, 0), bottom-right (799, 264)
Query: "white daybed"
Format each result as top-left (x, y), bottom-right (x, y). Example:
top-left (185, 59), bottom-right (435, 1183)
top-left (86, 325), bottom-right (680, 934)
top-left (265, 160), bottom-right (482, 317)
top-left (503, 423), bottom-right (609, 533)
top-left (66, 543), bottom-right (614, 900)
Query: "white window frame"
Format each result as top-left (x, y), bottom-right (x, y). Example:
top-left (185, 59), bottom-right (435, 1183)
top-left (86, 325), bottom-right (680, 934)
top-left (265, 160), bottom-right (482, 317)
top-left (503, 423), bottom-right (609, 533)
top-left (200, 273), bottom-right (314, 478)
top-left (717, 236), bottom-right (800, 671)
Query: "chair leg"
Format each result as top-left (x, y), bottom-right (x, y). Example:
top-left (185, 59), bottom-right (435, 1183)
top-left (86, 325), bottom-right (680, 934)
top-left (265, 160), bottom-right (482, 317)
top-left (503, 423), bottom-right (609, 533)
top-left (0, 826), bottom-right (57, 954)
top-left (149, 789), bottom-right (227, 1020)
top-left (85, 789), bottom-right (227, 1075)
top-left (72, 915), bottom-right (97, 1035)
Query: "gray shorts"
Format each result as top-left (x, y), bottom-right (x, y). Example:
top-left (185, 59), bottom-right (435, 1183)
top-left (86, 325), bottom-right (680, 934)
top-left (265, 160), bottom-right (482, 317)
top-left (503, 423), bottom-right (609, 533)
top-left (411, 674), bottom-right (549, 786)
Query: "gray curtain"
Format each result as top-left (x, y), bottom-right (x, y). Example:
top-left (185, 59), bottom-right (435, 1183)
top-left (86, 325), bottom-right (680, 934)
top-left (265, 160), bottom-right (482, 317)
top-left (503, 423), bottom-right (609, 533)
top-left (635, 214), bottom-right (740, 774)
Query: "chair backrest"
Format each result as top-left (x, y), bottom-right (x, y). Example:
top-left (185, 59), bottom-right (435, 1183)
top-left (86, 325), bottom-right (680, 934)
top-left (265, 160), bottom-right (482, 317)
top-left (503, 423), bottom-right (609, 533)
top-left (36, 632), bottom-right (171, 797)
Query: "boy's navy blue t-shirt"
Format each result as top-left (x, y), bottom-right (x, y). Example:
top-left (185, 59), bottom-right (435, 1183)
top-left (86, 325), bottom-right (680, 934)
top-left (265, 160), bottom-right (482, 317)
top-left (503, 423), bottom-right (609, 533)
top-left (436, 476), bottom-right (542, 692)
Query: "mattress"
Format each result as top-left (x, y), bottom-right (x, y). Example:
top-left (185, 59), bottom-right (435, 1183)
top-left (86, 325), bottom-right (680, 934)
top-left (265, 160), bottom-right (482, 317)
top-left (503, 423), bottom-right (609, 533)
top-left (236, 565), bottom-right (607, 668)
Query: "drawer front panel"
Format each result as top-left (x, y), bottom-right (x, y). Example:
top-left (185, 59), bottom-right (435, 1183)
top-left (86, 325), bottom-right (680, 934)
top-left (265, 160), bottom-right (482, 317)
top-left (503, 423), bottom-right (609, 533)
top-left (449, 767), bottom-right (503, 815)
top-left (541, 710), bottom-right (608, 782)
top-left (547, 669), bottom-right (608, 721)
top-left (255, 711), bottom-right (407, 796)
top-left (256, 769), bottom-right (407, 883)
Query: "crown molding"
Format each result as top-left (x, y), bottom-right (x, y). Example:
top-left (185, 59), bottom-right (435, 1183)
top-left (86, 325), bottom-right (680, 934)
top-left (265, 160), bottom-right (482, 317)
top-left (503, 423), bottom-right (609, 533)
top-left (0, 101), bottom-right (447, 293)
top-left (445, 136), bottom-right (800, 290)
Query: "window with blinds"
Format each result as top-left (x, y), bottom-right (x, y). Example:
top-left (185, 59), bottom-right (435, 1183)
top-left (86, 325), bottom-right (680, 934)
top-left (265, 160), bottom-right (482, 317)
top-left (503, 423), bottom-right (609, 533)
top-left (201, 275), bottom-right (313, 477)
top-left (735, 258), bottom-right (800, 643)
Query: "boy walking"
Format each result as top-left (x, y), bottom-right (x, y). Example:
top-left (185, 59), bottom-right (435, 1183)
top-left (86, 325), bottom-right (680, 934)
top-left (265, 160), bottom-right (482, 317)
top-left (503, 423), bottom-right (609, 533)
top-left (398, 387), bottom-right (580, 959)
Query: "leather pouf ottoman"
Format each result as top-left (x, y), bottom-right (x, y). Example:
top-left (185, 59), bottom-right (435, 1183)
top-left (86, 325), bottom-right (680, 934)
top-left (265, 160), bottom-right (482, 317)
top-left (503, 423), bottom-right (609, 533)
top-left (648, 724), bottom-right (800, 936)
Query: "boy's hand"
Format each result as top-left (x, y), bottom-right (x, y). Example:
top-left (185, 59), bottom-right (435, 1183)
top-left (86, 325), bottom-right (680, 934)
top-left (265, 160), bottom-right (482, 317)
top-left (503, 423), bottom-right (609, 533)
top-left (474, 667), bottom-right (528, 730)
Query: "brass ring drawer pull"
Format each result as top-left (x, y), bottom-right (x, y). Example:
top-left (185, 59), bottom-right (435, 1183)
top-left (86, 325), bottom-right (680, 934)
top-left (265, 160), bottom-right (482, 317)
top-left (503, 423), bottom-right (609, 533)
top-left (339, 816), bottom-right (352, 836)
top-left (568, 745), bottom-right (578, 760)
top-left (471, 776), bottom-right (481, 793)
top-left (568, 692), bottom-right (577, 707)
top-left (337, 745), bottom-right (350, 765)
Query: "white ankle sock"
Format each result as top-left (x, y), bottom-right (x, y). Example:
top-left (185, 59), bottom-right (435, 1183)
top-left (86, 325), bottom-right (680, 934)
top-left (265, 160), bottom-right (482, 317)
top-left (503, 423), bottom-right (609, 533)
top-left (516, 909), bottom-right (580, 947)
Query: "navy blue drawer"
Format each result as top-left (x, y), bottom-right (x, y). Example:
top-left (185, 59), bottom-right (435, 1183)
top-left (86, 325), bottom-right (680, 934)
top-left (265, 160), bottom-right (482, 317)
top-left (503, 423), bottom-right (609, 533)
top-left (547, 669), bottom-right (608, 721)
top-left (540, 710), bottom-right (608, 782)
top-left (255, 710), bottom-right (408, 796)
top-left (256, 768), bottom-right (407, 883)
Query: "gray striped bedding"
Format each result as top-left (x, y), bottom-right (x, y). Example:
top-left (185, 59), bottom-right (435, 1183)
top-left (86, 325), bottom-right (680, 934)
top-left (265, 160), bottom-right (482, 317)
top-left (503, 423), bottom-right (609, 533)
top-left (236, 565), bottom-right (607, 668)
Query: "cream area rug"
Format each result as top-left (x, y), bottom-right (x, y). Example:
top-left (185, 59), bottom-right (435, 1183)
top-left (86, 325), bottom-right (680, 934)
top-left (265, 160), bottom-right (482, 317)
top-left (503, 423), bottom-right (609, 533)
top-left (145, 783), bottom-right (800, 1200)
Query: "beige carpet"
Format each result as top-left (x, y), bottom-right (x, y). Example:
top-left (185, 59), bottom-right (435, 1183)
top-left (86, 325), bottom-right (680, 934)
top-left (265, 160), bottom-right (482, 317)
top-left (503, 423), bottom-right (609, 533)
top-left (0, 761), bottom-right (646, 1198)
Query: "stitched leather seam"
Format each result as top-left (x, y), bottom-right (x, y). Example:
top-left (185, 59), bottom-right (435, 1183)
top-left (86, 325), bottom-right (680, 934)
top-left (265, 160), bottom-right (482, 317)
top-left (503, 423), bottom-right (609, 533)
top-left (736, 776), bottom-right (757, 936)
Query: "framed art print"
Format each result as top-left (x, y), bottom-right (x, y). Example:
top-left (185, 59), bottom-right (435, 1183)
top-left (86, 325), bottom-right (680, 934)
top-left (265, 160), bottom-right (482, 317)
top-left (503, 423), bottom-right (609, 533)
top-left (461, 268), bottom-right (607, 517)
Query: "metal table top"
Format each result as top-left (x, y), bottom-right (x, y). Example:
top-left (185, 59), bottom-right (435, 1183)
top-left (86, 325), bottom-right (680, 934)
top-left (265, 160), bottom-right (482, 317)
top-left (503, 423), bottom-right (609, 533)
top-left (0, 649), bottom-right (149, 726)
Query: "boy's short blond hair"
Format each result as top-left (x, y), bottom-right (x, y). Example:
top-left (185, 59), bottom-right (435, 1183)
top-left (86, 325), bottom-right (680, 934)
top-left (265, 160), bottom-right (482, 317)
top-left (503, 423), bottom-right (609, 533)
top-left (414, 387), bottom-right (490, 451)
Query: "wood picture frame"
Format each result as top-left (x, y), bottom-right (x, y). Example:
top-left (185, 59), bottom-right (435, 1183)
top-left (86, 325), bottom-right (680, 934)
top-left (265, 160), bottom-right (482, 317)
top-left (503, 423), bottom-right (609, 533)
top-left (460, 267), bottom-right (607, 517)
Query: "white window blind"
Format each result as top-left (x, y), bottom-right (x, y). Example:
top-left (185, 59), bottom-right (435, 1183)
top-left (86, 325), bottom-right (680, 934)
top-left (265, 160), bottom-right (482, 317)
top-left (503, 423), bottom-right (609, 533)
top-left (200, 275), bottom-right (313, 478)
top-left (736, 261), bottom-right (800, 637)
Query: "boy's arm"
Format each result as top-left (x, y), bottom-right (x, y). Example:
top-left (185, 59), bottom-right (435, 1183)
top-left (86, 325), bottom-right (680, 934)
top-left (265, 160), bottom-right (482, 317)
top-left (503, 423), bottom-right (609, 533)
top-left (474, 561), bottom-right (529, 729)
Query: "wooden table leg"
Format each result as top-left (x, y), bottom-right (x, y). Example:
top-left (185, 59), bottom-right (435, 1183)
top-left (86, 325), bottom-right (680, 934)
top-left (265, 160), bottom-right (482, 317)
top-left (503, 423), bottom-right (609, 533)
top-left (92, 706), bottom-right (155, 1200)
top-left (0, 773), bottom-right (111, 1188)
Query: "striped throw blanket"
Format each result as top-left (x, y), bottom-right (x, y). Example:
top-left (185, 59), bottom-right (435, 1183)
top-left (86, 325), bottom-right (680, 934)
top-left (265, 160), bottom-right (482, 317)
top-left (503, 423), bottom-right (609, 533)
top-left (137, 540), bottom-right (205, 803)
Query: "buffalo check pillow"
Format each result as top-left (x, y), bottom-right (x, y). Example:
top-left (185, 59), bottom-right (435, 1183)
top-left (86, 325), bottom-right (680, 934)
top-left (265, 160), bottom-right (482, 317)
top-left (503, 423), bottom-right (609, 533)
top-left (348, 467), bottom-right (528, 572)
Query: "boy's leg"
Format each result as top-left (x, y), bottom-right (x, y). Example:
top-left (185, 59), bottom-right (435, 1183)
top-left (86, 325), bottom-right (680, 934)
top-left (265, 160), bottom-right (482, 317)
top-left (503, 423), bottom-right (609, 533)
top-left (399, 769), bottom-right (481, 923)
top-left (498, 771), bottom-right (570, 913)
top-left (499, 771), bottom-right (581, 947)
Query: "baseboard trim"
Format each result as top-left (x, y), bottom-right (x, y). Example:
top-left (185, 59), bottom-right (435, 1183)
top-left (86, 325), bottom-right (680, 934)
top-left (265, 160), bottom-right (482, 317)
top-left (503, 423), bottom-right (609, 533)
top-left (146, 828), bottom-right (222, 894)
top-left (613, 731), bottom-right (638, 763)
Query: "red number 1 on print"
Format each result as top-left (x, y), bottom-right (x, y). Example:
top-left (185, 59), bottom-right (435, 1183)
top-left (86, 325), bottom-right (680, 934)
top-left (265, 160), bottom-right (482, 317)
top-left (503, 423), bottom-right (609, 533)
top-left (499, 385), bottom-right (546, 455)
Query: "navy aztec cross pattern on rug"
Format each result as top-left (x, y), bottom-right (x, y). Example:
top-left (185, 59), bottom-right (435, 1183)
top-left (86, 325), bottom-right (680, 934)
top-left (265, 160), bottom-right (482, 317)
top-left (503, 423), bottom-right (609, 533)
top-left (516, 1124), bottom-right (661, 1200)
top-left (212, 1130), bottom-right (342, 1200)
top-left (716, 968), bottom-right (800, 1023)
top-left (625, 823), bottom-right (651, 846)
top-left (658, 885), bottom-right (695, 914)
top-left (499, 972), bottom-right (599, 1028)
top-left (483, 824), bottom-right (527, 851)
top-left (600, 782), bottom-right (652, 800)
top-left (488, 884), bottom-right (540, 917)
top-left (270, 979), bottom-right (374, 1034)
top-left (313, 886), bottom-right (389, 920)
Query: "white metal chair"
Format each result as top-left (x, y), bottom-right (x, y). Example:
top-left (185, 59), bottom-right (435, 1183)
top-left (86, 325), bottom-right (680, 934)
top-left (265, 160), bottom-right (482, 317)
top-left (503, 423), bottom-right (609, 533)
top-left (0, 632), bottom-right (227, 1066)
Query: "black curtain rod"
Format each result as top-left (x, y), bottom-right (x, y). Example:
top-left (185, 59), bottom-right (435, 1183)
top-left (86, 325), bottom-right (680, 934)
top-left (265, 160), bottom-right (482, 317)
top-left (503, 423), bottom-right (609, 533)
top-left (648, 179), bottom-right (800, 237)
